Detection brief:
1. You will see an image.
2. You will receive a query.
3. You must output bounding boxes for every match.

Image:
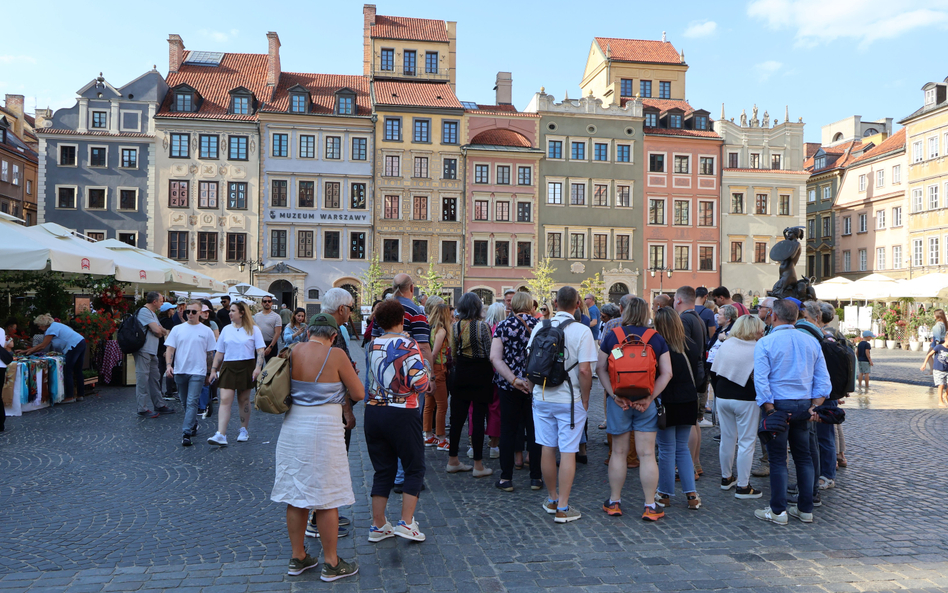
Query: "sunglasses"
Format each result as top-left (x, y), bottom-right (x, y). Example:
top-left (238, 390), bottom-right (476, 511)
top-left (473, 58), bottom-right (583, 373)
top-left (262, 300), bottom-right (272, 304)
top-left (184, 309), bottom-right (200, 316)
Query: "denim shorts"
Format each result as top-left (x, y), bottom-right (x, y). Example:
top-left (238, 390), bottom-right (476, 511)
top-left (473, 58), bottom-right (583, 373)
top-left (858, 361), bottom-right (871, 374)
top-left (606, 396), bottom-right (658, 434)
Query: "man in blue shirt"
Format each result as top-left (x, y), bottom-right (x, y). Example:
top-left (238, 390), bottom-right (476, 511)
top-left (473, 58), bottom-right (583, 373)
top-left (585, 294), bottom-right (601, 341)
top-left (694, 287), bottom-right (717, 340)
top-left (753, 299), bottom-right (831, 526)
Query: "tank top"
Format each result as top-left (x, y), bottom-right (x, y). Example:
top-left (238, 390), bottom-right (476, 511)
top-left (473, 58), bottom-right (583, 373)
top-left (289, 349), bottom-right (346, 406)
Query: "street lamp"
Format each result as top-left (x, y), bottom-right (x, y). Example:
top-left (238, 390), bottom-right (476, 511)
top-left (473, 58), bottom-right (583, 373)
top-left (649, 265), bottom-right (673, 294)
top-left (238, 259), bottom-right (263, 287)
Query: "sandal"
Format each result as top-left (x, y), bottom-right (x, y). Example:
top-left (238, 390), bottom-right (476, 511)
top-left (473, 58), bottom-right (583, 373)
top-left (598, 422), bottom-right (607, 430)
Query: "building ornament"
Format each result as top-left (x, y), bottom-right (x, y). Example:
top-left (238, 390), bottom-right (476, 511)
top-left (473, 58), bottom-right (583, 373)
top-left (740, 110), bottom-right (747, 127)
top-left (570, 261), bottom-right (586, 274)
top-left (762, 111), bottom-right (770, 127)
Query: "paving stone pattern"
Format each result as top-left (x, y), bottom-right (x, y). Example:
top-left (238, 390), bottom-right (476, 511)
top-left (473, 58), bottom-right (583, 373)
top-left (2, 342), bottom-right (948, 592)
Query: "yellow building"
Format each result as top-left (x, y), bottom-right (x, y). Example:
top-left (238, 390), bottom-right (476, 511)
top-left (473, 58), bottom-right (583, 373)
top-left (901, 79), bottom-right (948, 275)
top-left (579, 35), bottom-right (687, 107)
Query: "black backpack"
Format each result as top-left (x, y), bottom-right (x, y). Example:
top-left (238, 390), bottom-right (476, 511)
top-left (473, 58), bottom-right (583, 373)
top-left (796, 324), bottom-right (855, 399)
top-left (117, 307), bottom-right (148, 355)
top-left (525, 319), bottom-right (579, 427)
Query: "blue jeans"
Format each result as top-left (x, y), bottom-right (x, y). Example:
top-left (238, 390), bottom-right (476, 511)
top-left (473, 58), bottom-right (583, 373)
top-left (175, 374), bottom-right (204, 437)
top-left (765, 399), bottom-right (815, 514)
top-left (657, 424), bottom-right (696, 496)
top-left (63, 340), bottom-right (87, 401)
top-left (816, 399), bottom-right (838, 480)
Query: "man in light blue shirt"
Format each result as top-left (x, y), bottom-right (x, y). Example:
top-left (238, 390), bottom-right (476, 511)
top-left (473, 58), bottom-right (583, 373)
top-left (753, 299), bottom-right (830, 526)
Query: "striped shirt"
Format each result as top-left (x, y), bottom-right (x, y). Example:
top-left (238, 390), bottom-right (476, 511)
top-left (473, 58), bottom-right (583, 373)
top-left (372, 295), bottom-right (430, 344)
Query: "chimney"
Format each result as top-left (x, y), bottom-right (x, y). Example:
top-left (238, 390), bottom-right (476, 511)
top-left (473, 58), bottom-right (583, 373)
top-left (266, 32), bottom-right (281, 86)
top-left (495, 72), bottom-right (512, 105)
top-left (4, 95), bottom-right (24, 137)
top-left (168, 34), bottom-right (185, 73)
top-left (363, 4), bottom-right (377, 76)
top-left (34, 108), bottom-right (52, 130)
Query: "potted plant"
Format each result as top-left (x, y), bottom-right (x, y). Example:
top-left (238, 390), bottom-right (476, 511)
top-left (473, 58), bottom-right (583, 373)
top-left (882, 307), bottom-right (901, 349)
top-left (82, 368), bottom-right (98, 387)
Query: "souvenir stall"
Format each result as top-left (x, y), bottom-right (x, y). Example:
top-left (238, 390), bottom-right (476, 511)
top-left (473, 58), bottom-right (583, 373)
top-left (3, 355), bottom-right (66, 416)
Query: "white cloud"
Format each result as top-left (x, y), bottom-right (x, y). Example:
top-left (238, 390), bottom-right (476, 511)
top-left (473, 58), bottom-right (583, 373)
top-left (0, 55), bottom-right (37, 64)
top-left (198, 29), bottom-right (239, 43)
top-left (683, 21), bottom-right (718, 38)
top-left (754, 60), bottom-right (783, 81)
top-left (747, 0), bottom-right (948, 49)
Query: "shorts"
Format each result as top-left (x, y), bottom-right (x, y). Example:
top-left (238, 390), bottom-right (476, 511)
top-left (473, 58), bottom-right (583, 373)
top-left (532, 400), bottom-right (587, 453)
top-left (934, 370), bottom-right (948, 386)
top-left (218, 359), bottom-right (256, 391)
top-left (857, 361), bottom-right (871, 375)
top-left (606, 396), bottom-right (658, 434)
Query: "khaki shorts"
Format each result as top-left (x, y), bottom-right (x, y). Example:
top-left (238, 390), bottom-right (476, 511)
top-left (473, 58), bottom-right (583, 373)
top-left (857, 361), bottom-right (871, 375)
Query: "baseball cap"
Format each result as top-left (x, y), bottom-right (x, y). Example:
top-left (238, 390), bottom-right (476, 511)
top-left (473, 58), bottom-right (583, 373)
top-left (783, 297), bottom-right (804, 310)
top-left (159, 302), bottom-right (175, 312)
top-left (309, 312), bottom-right (338, 330)
top-left (202, 304), bottom-right (211, 312)
top-left (862, 330), bottom-right (875, 338)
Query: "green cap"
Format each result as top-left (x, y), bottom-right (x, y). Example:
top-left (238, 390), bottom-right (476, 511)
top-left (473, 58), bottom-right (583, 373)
top-left (308, 312), bottom-right (338, 329)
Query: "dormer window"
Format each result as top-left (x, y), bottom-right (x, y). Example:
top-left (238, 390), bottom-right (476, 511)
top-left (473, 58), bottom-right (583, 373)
top-left (815, 156), bottom-right (826, 169)
top-left (174, 91), bottom-right (193, 112)
top-left (644, 111), bottom-right (658, 127)
top-left (290, 94), bottom-right (306, 113)
top-left (229, 87), bottom-right (254, 115)
top-left (926, 88), bottom-right (936, 105)
top-left (336, 90), bottom-right (356, 116)
top-left (669, 114), bottom-right (682, 128)
top-left (694, 115), bottom-right (708, 130)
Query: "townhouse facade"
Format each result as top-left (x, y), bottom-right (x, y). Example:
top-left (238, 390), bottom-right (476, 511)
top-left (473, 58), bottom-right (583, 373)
top-left (0, 113), bottom-right (38, 224)
top-left (35, 71), bottom-right (167, 244)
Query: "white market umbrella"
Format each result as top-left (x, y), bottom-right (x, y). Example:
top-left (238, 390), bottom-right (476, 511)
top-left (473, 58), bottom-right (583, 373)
top-left (229, 283), bottom-right (273, 298)
top-left (0, 217), bottom-right (114, 275)
top-left (97, 239), bottom-right (203, 291)
top-left (813, 276), bottom-right (855, 301)
top-left (98, 240), bottom-right (226, 292)
top-left (848, 273), bottom-right (900, 300)
top-left (898, 273), bottom-right (948, 300)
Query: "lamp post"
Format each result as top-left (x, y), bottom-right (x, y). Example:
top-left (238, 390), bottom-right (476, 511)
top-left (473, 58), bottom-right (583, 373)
top-left (649, 265), bottom-right (673, 295)
top-left (238, 259), bottom-right (263, 288)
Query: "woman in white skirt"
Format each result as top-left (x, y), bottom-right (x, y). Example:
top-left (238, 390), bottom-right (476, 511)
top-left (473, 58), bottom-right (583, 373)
top-left (271, 317), bottom-right (364, 580)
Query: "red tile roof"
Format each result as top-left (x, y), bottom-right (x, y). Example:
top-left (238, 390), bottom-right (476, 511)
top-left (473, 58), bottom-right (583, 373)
top-left (373, 81), bottom-right (462, 109)
top-left (372, 15), bottom-right (449, 43)
top-left (642, 98), bottom-right (696, 116)
top-left (804, 140), bottom-right (864, 173)
top-left (469, 129), bottom-right (531, 147)
top-left (34, 128), bottom-right (154, 138)
top-left (644, 127), bottom-right (720, 139)
top-left (260, 72), bottom-right (371, 116)
top-left (475, 104), bottom-right (516, 112)
top-left (722, 168), bottom-right (810, 175)
top-left (157, 52), bottom-right (270, 121)
top-left (850, 128), bottom-right (906, 165)
top-left (595, 37), bottom-right (682, 64)
top-left (804, 142), bottom-right (821, 159)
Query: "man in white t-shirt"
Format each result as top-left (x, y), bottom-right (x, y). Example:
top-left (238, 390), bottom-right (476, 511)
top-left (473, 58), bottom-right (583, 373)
top-left (526, 286), bottom-right (596, 524)
top-left (165, 300), bottom-right (217, 446)
top-left (253, 296), bottom-right (282, 362)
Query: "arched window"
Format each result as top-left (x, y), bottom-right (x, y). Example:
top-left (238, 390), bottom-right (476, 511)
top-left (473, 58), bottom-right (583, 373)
top-left (608, 283), bottom-right (630, 303)
top-left (863, 128), bottom-right (878, 137)
top-left (832, 132), bottom-right (844, 142)
top-left (473, 288), bottom-right (495, 306)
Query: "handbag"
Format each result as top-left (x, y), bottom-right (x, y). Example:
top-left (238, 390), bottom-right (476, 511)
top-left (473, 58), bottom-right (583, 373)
top-left (449, 320), bottom-right (494, 402)
top-left (655, 399), bottom-right (667, 430)
top-left (254, 345), bottom-right (294, 414)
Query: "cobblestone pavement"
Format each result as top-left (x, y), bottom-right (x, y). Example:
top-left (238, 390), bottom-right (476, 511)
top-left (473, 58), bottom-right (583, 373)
top-left (862, 347), bottom-right (932, 386)
top-left (3, 341), bottom-right (948, 592)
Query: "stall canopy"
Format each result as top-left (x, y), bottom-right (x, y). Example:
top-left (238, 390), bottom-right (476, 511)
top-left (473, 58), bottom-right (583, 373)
top-left (0, 215), bottom-right (114, 274)
top-left (897, 273), bottom-right (948, 300)
top-left (848, 273), bottom-right (900, 300)
top-left (98, 240), bottom-right (227, 293)
top-left (229, 283), bottom-right (273, 298)
top-left (813, 276), bottom-right (855, 301)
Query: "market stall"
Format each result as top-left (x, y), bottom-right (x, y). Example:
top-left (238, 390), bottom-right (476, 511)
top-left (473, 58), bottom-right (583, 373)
top-left (2, 355), bottom-right (65, 416)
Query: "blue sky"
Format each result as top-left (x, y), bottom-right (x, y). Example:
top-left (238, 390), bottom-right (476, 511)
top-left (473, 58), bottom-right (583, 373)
top-left (3, 0), bottom-right (947, 143)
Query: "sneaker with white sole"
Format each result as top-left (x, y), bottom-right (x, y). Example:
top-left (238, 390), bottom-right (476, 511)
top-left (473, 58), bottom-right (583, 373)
top-left (553, 507), bottom-right (581, 523)
top-left (754, 507), bottom-right (788, 525)
top-left (697, 418), bottom-right (713, 428)
top-left (207, 432), bottom-right (228, 447)
top-left (788, 505), bottom-right (814, 523)
top-left (237, 427), bottom-right (249, 442)
top-left (721, 476), bottom-right (737, 490)
top-left (489, 447), bottom-right (500, 459)
top-left (320, 557), bottom-right (359, 582)
top-left (466, 447), bottom-right (474, 458)
top-left (394, 518), bottom-right (425, 541)
top-left (368, 522), bottom-right (394, 542)
top-left (287, 554), bottom-right (318, 576)
top-left (735, 485), bottom-right (763, 499)
top-left (542, 499), bottom-right (558, 514)
top-left (818, 476), bottom-right (835, 490)
top-left (436, 439), bottom-right (449, 452)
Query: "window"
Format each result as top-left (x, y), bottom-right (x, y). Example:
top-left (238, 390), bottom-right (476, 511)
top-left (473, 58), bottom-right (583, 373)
top-left (324, 182), bottom-right (341, 208)
top-left (495, 201), bottom-right (510, 221)
top-left (298, 231), bottom-right (314, 259)
top-left (699, 246), bottom-right (714, 271)
top-left (593, 235), bottom-right (608, 259)
top-left (54, 186), bottom-right (73, 208)
top-left (778, 194), bottom-right (790, 216)
top-left (412, 195), bottom-right (427, 220)
top-left (728, 153), bottom-right (739, 168)
top-left (86, 232), bottom-right (105, 242)
top-left (228, 182), bottom-right (247, 209)
top-left (474, 200), bottom-right (489, 220)
top-left (197, 232), bottom-right (218, 261)
top-left (199, 181), bottom-right (219, 208)
top-left (730, 241), bottom-right (743, 263)
top-left (876, 210), bottom-right (886, 229)
top-left (877, 247), bottom-right (886, 271)
top-left (669, 114), bottom-right (682, 128)
top-left (473, 240), bottom-right (489, 266)
top-left (698, 201), bottom-right (714, 226)
top-left (26, 179), bottom-right (31, 195)
top-left (89, 147), bottom-right (107, 167)
top-left (843, 216), bottom-right (851, 235)
top-left (755, 194), bottom-right (768, 215)
top-left (616, 235), bottom-right (630, 260)
top-left (518, 166), bottom-right (532, 185)
top-left (60, 145), bottom-right (76, 166)
top-left (336, 95), bottom-right (354, 116)
top-left (929, 136), bottom-right (940, 160)
top-left (350, 232), bottom-right (366, 260)
top-left (620, 79), bottom-right (634, 97)
top-left (699, 157), bottom-right (714, 175)
top-left (384, 195), bottom-right (399, 219)
top-left (616, 186), bottom-right (630, 207)
top-left (659, 81), bottom-right (671, 99)
top-left (298, 135), bottom-right (315, 159)
top-left (673, 155), bottom-right (689, 174)
top-left (929, 184), bottom-right (940, 210)
top-left (694, 115), bottom-right (708, 130)
top-left (547, 182), bottom-right (562, 204)
top-left (594, 143), bottom-right (608, 161)
top-left (495, 241), bottom-right (510, 266)
top-left (752, 242), bottom-right (766, 264)
top-left (404, 50), bottom-right (416, 76)
top-left (290, 94), bottom-right (306, 113)
top-left (913, 239), bottom-right (923, 267)
top-left (570, 183), bottom-right (586, 205)
top-left (859, 248), bottom-right (868, 271)
top-left (926, 87), bottom-right (937, 105)
top-left (913, 188), bottom-right (924, 212)
top-left (675, 246), bottom-right (690, 270)
top-left (175, 92), bottom-right (193, 112)
top-left (384, 155), bottom-right (400, 177)
top-left (674, 200), bottom-right (689, 225)
top-left (931, 237), bottom-right (941, 265)
top-left (119, 189), bottom-right (137, 211)
top-left (384, 118), bottom-right (401, 141)
top-left (876, 169), bottom-right (885, 188)
top-left (517, 241), bottom-right (532, 267)
top-left (414, 157), bottom-right (429, 178)
top-left (412, 239), bottom-right (427, 263)
top-left (569, 233), bottom-right (585, 259)
top-left (383, 239), bottom-right (399, 262)
top-left (807, 219), bottom-right (815, 238)
top-left (547, 233), bottom-right (562, 258)
top-left (325, 231), bottom-right (341, 259)
top-left (893, 206), bottom-right (902, 227)
top-left (616, 145), bottom-right (630, 163)
top-left (351, 183), bottom-right (366, 209)
top-left (843, 250), bottom-right (852, 272)
top-left (443, 158), bottom-right (457, 179)
top-left (352, 137), bottom-right (367, 160)
top-left (571, 141), bottom-right (585, 160)
top-left (441, 240), bottom-right (457, 264)
top-left (548, 140), bottom-right (562, 159)
top-left (168, 231), bottom-right (188, 261)
top-left (87, 188), bottom-right (106, 210)
top-left (226, 233), bottom-right (246, 262)
top-left (640, 80), bottom-right (652, 97)
top-left (893, 164), bottom-right (901, 184)
top-left (270, 133), bottom-right (288, 158)
top-left (91, 111), bottom-right (107, 129)
top-left (649, 199), bottom-right (665, 224)
top-left (413, 119), bottom-right (430, 143)
top-left (442, 121), bottom-right (458, 144)
top-left (298, 181), bottom-right (315, 208)
top-left (731, 193), bottom-right (744, 214)
top-left (169, 180), bottom-right (189, 208)
top-left (771, 154), bottom-right (782, 170)
top-left (270, 230), bottom-right (287, 258)
top-left (893, 245), bottom-right (902, 269)
top-left (425, 51), bottom-right (438, 74)
top-left (115, 148), bottom-right (137, 169)
top-left (474, 164), bottom-right (489, 184)
top-left (517, 202), bottom-right (531, 222)
top-left (380, 48), bottom-right (394, 71)
top-left (442, 197), bottom-right (457, 221)
top-left (649, 245), bottom-right (665, 268)
top-left (644, 112), bottom-right (658, 127)
top-left (913, 140), bottom-right (924, 163)
top-left (822, 217), bottom-right (832, 237)
top-left (325, 136), bottom-right (341, 159)
top-left (750, 153), bottom-right (761, 168)
top-left (497, 165), bottom-right (510, 185)
top-left (593, 184), bottom-right (608, 206)
top-left (229, 136), bottom-right (247, 160)
top-left (858, 213), bottom-right (867, 233)
top-left (649, 154), bottom-right (665, 172)
top-left (231, 95), bottom-right (251, 115)
top-left (200, 134), bottom-right (218, 159)
top-left (858, 174), bottom-right (867, 192)
top-left (808, 189), bottom-right (816, 203)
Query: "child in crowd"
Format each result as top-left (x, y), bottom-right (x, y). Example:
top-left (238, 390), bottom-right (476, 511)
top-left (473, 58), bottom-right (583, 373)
top-left (920, 337), bottom-right (948, 407)
top-left (857, 331), bottom-right (873, 390)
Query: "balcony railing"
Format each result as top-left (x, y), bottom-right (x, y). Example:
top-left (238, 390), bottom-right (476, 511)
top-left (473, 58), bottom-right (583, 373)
top-left (372, 63), bottom-right (450, 81)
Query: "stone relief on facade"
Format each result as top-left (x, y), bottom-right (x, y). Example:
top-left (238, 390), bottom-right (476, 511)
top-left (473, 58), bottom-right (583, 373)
top-left (570, 261), bottom-right (586, 274)
top-left (171, 164), bottom-right (188, 176)
top-left (229, 214), bottom-right (244, 228)
top-left (740, 110), bottom-right (747, 127)
top-left (170, 212), bottom-right (186, 226)
top-left (188, 215), bottom-right (197, 226)
top-left (762, 111), bottom-right (770, 127)
top-left (189, 164), bottom-right (198, 175)
top-left (218, 165), bottom-right (228, 176)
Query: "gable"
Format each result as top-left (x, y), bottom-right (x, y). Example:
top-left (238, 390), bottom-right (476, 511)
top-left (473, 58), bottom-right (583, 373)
top-left (581, 41), bottom-right (607, 87)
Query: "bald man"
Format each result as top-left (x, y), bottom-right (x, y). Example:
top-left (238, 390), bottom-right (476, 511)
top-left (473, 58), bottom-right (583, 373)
top-left (652, 294), bottom-right (672, 312)
top-left (372, 274), bottom-right (434, 380)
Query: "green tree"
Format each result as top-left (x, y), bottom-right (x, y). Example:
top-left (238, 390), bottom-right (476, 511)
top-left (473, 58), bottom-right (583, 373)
top-left (418, 258), bottom-right (444, 300)
top-left (359, 251), bottom-right (385, 304)
top-left (527, 257), bottom-right (557, 307)
top-left (579, 273), bottom-right (606, 305)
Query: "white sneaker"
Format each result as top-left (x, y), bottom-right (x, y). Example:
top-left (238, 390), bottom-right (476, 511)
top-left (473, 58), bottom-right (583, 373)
top-left (237, 427), bottom-right (249, 442)
top-left (818, 476), bottom-right (835, 490)
top-left (754, 506), bottom-right (788, 525)
top-left (788, 505), bottom-right (814, 523)
top-left (368, 522), bottom-right (394, 542)
top-left (207, 432), bottom-right (228, 447)
top-left (394, 518), bottom-right (425, 542)
top-left (489, 447), bottom-right (500, 459)
top-left (697, 418), bottom-right (713, 428)
top-left (466, 447), bottom-right (474, 458)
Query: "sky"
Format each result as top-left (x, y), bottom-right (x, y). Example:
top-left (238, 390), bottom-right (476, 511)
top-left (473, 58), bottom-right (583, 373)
top-left (3, 0), bottom-right (948, 143)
